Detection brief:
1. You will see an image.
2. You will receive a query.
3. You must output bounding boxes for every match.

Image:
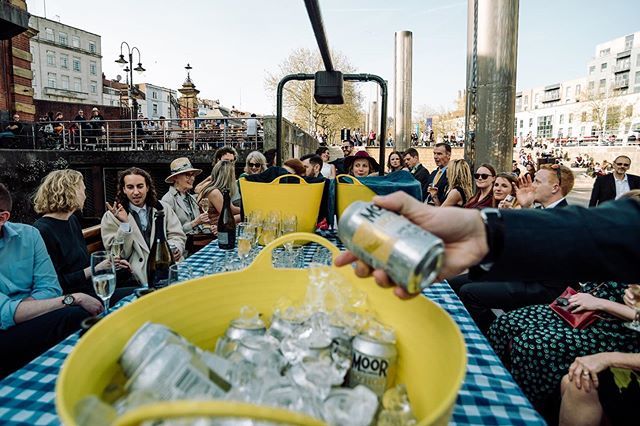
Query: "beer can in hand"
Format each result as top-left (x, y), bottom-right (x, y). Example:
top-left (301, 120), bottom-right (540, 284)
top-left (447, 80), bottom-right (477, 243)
top-left (338, 201), bottom-right (444, 294)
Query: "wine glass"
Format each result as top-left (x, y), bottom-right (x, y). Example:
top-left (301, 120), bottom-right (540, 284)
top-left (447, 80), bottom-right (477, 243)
top-left (90, 251), bottom-right (116, 316)
top-left (109, 237), bottom-right (124, 260)
top-left (624, 284), bottom-right (640, 332)
top-left (168, 263), bottom-right (193, 285)
top-left (237, 223), bottom-right (254, 267)
top-left (262, 224), bottom-right (277, 246)
top-left (199, 199), bottom-right (210, 230)
top-left (281, 214), bottom-right (297, 251)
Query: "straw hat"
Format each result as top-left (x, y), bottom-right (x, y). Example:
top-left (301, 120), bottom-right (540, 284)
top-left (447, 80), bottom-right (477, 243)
top-left (344, 150), bottom-right (380, 173)
top-left (165, 157), bottom-right (202, 183)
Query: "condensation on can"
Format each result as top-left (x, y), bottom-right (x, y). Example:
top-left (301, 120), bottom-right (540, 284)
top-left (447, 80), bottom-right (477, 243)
top-left (347, 334), bottom-right (397, 398)
top-left (338, 201), bottom-right (444, 294)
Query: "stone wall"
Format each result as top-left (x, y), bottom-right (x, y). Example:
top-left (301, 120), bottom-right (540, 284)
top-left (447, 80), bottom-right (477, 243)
top-left (263, 116), bottom-right (317, 163)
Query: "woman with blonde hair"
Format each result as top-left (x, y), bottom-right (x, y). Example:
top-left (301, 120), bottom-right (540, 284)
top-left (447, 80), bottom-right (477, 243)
top-left (197, 160), bottom-right (241, 234)
top-left (241, 151), bottom-right (267, 177)
top-left (33, 169), bottom-right (134, 299)
top-left (431, 159), bottom-right (473, 207)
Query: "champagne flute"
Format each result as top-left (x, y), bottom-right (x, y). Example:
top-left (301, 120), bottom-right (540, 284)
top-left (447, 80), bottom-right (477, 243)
top-left (624, 284), bottom-right (640, 332)
top-left (281, 214), bottom-right (297, 252)
top-left (90, 251), bottom-right (116, 316)
top-left (199, 199), bottom-right (210, 230)
top-left (110, 237), bottom-right (124, 260)
top-left (262, 224), bottom-right (277, 246)
top-left (236, 223), bottom-right (254, 267)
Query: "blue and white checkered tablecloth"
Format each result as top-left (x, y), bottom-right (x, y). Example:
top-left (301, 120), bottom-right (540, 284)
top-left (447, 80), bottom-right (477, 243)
top-left (0, 231), bottom-right (544, 425)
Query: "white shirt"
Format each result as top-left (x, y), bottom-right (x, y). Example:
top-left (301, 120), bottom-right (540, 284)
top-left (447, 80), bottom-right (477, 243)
top-left (246, 118), bottom-right (258, 136)
top-left (614, 174), bottom-right (630, 200)
top-left (128, 204), bottom-right (149, 231)
top-left (544, 197), bottom-right (566, 209)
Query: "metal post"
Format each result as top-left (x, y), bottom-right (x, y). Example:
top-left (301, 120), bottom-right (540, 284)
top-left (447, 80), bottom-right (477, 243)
top-left (464, 0), bottom-right (520, 172)
top-left (223, 118), bottom-right (227, 145)
top-left (394, 31), bottom-right (413, 152)
top-left (106, 122), bottom-right (110, 150)
top-left (192, 119), bottom-right (196, 150)
top-left (303, 0), bottom-right (334, 71)
top-left (62, 127), bottom-right (67, 150)
top-left (79, 126), bottom-right (83, 151)
top-left (276, 73), bottom-right (315, 166)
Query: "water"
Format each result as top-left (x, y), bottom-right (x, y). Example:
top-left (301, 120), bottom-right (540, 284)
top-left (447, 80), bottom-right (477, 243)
top-left (92, 273), bottom-right (116, 299)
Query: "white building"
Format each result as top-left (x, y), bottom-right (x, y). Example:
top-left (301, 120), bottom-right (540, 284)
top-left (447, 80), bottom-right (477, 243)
top-left (515, 31), bottom-right (640, 143)
top-left (29, 16), bottom-right (103, 105)
top-left (137, 83), bottom-right (178, 120)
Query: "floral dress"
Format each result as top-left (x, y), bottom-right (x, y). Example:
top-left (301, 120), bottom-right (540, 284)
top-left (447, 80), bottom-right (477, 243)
top-left (487, 281), bottom-right (640, 404)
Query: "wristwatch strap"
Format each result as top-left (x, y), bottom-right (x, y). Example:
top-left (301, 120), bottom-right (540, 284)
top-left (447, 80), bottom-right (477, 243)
top-left (479, 208), bottom-right (505, 270)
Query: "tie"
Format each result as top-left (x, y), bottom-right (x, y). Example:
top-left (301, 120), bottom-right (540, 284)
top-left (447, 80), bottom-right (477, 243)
top-left (433, 169), bottom-right (443, 186)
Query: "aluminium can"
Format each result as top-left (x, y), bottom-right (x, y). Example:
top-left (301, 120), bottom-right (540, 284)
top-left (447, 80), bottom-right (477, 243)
top-left (338, 201), bottom-right (444, 294)
top-left (120, 322), bottom-right (187, 377)
top-left (346, 333), bottom-right (397, 398)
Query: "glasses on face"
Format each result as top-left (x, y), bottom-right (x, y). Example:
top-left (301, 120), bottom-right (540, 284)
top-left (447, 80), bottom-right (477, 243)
top-left (341, 147), bottom-right (351, 151)
top-left (248, 162), bottom-right (262, 168)
top-left (616, 162), bottom-right (631, 167)
top-left (474, 173), bottom-right (492, 180)
top-left (550, 164), bottom-right (562, 185)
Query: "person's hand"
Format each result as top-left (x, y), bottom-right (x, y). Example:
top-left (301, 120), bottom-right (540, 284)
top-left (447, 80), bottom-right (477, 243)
top-left (497, 199), bottom-right (513, 209)
top-left (567, 353), bottom-right (614, 392)
top-left (170, 245), bottom-right (181, 262)
top-left (334, 191), bottom-right (488, 299)
top-left (115, 258), bottom-right (131, 271)
top-left (105, 201), bottom-right (128, 223)
top-left (427, 185), bottom-right (438, 196)
top-left (623, 285), bottom-right (640, 309)
top-left (515, 174), bottom-right (535, 208)
top-left (194, 212), bottom-right (209, 226)
top-left (568, 293), bottom-right (602, 313)
top-left (73, 293), bottom-right (104, 316)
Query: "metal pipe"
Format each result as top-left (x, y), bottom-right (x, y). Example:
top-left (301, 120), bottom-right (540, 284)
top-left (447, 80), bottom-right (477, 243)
top-left (464, 0), bottom-right (519, 172)
top-left (394, 31), bottom-right (413, 152)
top-left (276, 73), bottom-right (314, 166)
top-left (303, 0), bottom-right (334, 71)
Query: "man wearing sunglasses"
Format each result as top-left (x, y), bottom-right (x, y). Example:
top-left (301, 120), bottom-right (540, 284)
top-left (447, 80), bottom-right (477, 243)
top-left (331, 139), bottom-right (354, 175)
top-left (589, 155), bottom-right (640, 207)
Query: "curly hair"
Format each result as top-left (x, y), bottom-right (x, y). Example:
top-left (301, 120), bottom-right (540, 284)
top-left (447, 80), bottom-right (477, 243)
top-left (116, 167), bottom-right (158, 210)
top-left (33, 169), bottom-right (84, 214)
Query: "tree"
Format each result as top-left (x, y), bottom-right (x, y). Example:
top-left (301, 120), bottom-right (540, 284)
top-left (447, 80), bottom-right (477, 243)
top-left (580, 88), bottom-right (628, 138)
top-left (265, 48), bottom-right (365, 144)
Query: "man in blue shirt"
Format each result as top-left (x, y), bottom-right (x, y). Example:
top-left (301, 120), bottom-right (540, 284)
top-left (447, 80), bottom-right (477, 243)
top-left (0, 184), bottom-right (102, 378)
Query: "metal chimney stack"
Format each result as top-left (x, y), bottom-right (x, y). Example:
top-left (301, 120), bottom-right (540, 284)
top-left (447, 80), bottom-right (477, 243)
top-left (464, 0), bottom-right (519, 172)
top-left (394, 30), bottom-right (413, 152)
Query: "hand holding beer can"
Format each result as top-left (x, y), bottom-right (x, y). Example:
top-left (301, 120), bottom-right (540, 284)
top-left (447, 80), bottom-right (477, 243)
top-left (338, 201), bottom-right (444, 294)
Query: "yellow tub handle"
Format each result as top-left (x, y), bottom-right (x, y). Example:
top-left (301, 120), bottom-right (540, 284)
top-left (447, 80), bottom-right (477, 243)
top-left (248, 232), bottom-right (340, 273)
top-left (113, 400), bottom-right (326, 426)
top-left (270, 174), bottom-right (309, 184)
top-left (336, 174), bottom-right (364, 186)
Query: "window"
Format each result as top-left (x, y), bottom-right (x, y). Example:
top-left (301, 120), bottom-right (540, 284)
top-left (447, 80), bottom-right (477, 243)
top-left (589, 65), bottom-right (595, 75)
top-left (73, 78), bottom-right (82, 92)
top-left (635, 71), bottom-right (640, 93)
top-left (599, 48), bottom-right (610, 57)
top-left (73, 57), bottom-right (81, 72)
top-left (637, 53), bottom-right (640, 67)
top-left (46, 50), bottom-right (55, 66)
top-left (537, 115), bottom-right (553, 138)
top-left (47, 72), bottom-right (56, 88)
top-left (567, 127), bottom-right (572, 137)
top-left (565, 86), bottom-right (572, 98)
top-left (581, 111), bottom-right (587, 122)
top-left (624, 34), bottom-right (634, 51)
top-left (61, 75), bottom-right (69, 90)
top-left (534, 93), bottom-right (540, 104)
top-left (601, 62), bottom-right (607, 71)
top-left (58, 32), bottom-right (68, 46)
top-left (519, 120), bottom-right (523, 128)
top-left (72, 36), bottom-right (80, 48)
top-left (529, 118), bottom-right (533, 128)
top-left (152, 91), bottom-right (157, 99)
top-left (89, 41), bottom-right (96, 54)
top-left (569, 113), bottom-right (573, 124)
top-left (559, 114), bottom-right (564, 125)
top-left (153, 103), bottom-right (158, 115)
top-left (575, 84), bottom-right (581, 97)
top-left (60, 54), bottom-right (68, 69)
top-left (524, 95), bottom-right (528, 104)
top-left (588, 81), bottom-right (595, 91)
top-left (90, 81), bottom-right (97, 94)
top-left (90, 61), bottom-right (97, 76)
top-left (45, 28), bottom-right (54, 41)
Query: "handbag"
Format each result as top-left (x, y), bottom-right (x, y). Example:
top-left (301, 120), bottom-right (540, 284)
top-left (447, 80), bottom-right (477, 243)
top-left (549, 283), bottom-right (606, 330)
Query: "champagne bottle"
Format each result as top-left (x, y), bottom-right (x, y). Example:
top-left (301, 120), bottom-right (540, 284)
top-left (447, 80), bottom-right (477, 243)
top-left (217, 188), bottom-right (236, 250)
top-left (147, 209), bottom-right (175, 288)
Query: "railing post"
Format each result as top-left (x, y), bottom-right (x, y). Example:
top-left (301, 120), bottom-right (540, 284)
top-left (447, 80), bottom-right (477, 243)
top-left (223, 119), bottom-right (227, 145)
top-left (79, 126), bottom-right (83, 151)
top-left (31, 125), bottom-right (35, 149)
top-left (106, 122), bottom-right (110, 150)
top-left (192, 119), bottom-right (196, 150)
top-left (133, 119), bottom-right (138, 150)
top-left (62, 127), bottom-right (67, 150)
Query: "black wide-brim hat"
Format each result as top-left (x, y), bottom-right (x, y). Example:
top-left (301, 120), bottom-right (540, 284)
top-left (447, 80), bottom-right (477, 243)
top-left (343, 150), bottom-right (380, 173)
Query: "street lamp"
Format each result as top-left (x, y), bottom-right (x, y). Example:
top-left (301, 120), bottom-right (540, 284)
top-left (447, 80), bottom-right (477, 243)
top-left (115, 41), bottom-right (145, 120)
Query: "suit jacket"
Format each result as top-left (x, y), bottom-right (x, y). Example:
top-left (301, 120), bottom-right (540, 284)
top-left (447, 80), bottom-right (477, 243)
top-left (474, 199), bottom-right (640, 283)
top-left (161, 186), bottom-right (205, 234)
top-left (410, 163), bottom-right (430, 201)
top-left (589, 173), bottom-right (640, 207)
top-left (425, 167), bottom-right (449, 205)
top-left (101, 201), bottom-right (186, 285)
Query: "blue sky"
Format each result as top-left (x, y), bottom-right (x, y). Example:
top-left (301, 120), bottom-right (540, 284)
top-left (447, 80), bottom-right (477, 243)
top-left (26, 0), bottom-right (640, 115)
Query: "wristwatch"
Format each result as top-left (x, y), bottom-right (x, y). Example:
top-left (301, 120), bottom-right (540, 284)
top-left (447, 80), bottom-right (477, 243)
top-left (479, 208), bottom-right (505, 269)
top-left (62, 294), bottom-right (75, 306)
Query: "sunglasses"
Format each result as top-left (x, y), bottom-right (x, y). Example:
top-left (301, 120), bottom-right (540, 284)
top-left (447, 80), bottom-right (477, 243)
top-left (616, 162), bottom-right (630, 167)
top-left (341, 146), bottom-right (352, 151)
top-left (248, 162), bottom-right (262, 168)
top-left (550, 164), bottom-right (562, 185)
top-left (474, 173), bottom-right (493, 180)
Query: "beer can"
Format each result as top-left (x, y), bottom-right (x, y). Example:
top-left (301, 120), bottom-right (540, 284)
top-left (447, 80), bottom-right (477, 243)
top-left (338, 201), bottom-right (444, 294)
top-left (347, 334), bottom-right (397, 398)
top-left (215, 318), bottom-right (266, 358)
top-left (120, 322), bottom-right (187, 377)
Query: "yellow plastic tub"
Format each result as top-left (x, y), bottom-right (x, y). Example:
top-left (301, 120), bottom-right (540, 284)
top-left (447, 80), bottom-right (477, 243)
top-left (335, 174), bottom-right (376, 220)
top-left (239, 174), bottom-right (324, 235)
top-left (56, 233), bottom-right (466, 426)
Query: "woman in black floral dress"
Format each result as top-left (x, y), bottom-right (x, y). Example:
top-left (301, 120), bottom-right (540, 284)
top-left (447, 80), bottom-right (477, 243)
top-left (487, 281), bottom-right (640, 405)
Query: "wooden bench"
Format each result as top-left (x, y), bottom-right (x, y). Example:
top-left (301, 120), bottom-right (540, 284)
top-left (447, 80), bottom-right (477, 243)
top-left (82, 225), bottom-right (104, 254)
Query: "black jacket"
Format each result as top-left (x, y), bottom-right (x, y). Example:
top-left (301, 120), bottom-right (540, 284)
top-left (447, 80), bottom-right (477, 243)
top-left (425, 167), bottom-right (448, 205)
top-left (589, 173), bottom-right (640, 207)
top-left (410, 164), bottom-right (430, 201)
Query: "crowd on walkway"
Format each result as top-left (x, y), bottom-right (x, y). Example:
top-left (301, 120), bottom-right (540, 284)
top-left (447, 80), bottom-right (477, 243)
top-left (1, 135), bottom-right (639, 424)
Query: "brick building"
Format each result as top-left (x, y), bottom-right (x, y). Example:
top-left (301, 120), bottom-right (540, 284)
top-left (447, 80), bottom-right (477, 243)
top-left (0, 0), bottom-right (35, 122)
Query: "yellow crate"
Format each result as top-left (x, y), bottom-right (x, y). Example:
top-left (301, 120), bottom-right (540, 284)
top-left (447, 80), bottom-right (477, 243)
top-left (56, 232), bottom-right (466, 426)
top-left (335, 174), bottom-right (376, 220)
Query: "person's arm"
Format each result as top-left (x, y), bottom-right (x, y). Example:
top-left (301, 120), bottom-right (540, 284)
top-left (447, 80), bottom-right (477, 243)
top-left (28, 230), bottom-right (63, 300)
top-left (440, 189), bottom-right (462, 207)
top-left (568, 293), bottom-right (636, 321)
top-left (194, 176), bottom-right (212, 195)
top-left (163, 202), bottom-right (187, 258)
top-left (14, 292), bottom-right (103, 324)
top-left (588, 177), bottom-right (600, 207)
top-left (209, 189), bottom-right (224, 215)
top-left (329, 164), bottom-right (336, 179)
